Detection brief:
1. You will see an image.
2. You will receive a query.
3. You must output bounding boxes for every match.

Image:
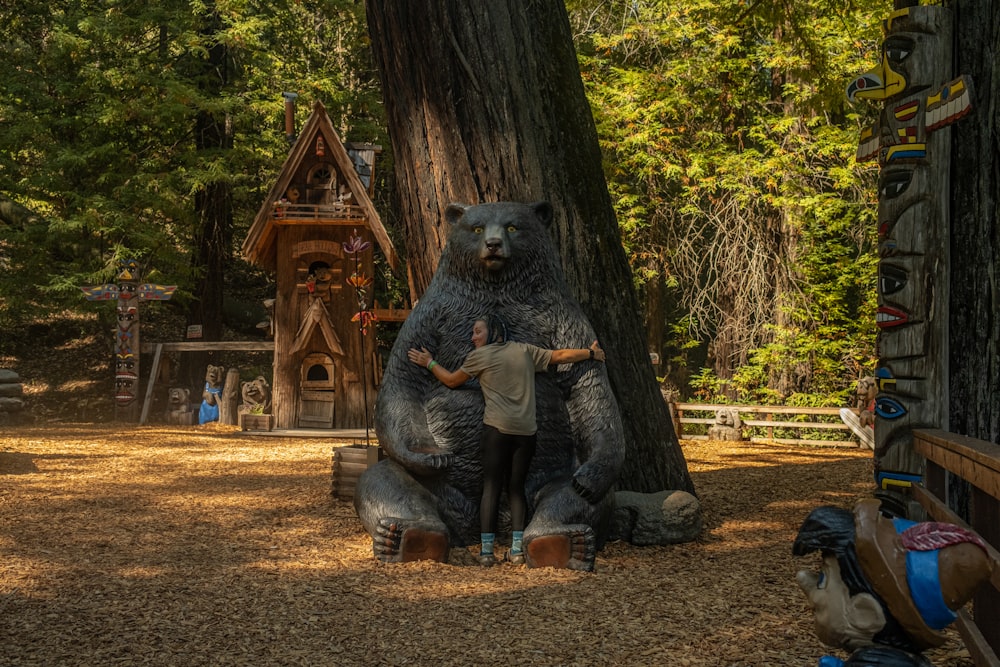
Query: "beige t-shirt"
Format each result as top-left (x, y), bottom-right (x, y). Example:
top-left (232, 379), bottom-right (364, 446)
top-left (460, 342), bottom-right (553, 436)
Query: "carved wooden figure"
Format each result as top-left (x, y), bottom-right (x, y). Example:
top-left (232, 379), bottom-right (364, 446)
top-left (847, 3), bottom-right (972, 493)
top-left (81, 258), bottom-right (176, 421)
top-left (794, 500), bottom-right (994, 666)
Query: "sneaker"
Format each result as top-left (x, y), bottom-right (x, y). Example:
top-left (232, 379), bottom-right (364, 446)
top-left (506, 551), bottom-right (525, 565)
top-left (478, 553), bottom-right (497, 567)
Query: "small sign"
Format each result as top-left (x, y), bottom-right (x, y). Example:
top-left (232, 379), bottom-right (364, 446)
top-left (649, 352), bottom-right (660, 366)
top-left (186, 325), bottom-right (203, 339)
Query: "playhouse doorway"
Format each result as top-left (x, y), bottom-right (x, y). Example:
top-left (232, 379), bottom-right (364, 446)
top-left (298, 352), bottom-right (335, 428)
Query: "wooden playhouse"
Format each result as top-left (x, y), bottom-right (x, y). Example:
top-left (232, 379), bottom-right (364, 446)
top-left (242, 100), bottom-right (404, 430)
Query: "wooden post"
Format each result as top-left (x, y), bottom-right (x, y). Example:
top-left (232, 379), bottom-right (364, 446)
top-left (219, 368), bottom-right (240, 425)
top-left (669, 402), bottom-right (682, 442)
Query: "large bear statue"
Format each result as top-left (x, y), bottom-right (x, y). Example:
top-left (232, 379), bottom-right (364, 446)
top-left (354, 201), bottom-right (625, 570)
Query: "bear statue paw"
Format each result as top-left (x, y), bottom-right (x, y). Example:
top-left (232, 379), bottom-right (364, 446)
top-left (571, 476), bottom-right (599, 503)
top-left (404, 446), bottom-right (454, 474)
top-left (373, 518), bottom-right (449, 564)
top-left (524, 526), bottom-right (596, 571)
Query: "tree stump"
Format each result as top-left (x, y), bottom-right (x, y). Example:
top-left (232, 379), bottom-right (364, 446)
top-left (331, 443), bottom-right (383, 499)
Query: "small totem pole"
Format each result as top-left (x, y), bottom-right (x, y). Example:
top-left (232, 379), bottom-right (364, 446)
top-left (846, 1), bottom-right (972, 499)
top-left (81, 258), bottom-right (176, 421)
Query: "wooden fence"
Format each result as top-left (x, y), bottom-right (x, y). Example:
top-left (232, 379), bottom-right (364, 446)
top-left (912, 429), bottom-right (1000, 667)
top-left (669, 402), bottom-right (861, 447)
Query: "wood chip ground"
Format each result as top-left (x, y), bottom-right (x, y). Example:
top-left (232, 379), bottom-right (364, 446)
top-left (0, 426), bottom-right (975, 666)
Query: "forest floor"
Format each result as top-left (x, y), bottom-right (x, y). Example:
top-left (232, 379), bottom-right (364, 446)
top-left (0, 311), bottom-right (978, 666)
top-left (0, 428), bottom-right (976, 667)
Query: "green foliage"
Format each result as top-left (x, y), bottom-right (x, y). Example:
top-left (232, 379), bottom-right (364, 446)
top-left (569, 0), bottom-right (883, 404)
top-left (0, 0), bottom-right (386, 322)
top-left (1, 0), bottom-right (890, 409)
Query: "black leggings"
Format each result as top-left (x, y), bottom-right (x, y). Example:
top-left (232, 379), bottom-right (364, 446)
top-left (479, 425), bottom-right (536, 534)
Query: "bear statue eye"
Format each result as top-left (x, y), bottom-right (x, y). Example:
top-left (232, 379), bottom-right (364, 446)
top-left (473, 226), bottom-right (484, 234)
top-left (506, 225), bottom-right (517, 233)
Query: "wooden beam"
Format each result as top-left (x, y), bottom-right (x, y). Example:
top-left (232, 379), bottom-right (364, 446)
top-left (138, 343), bottom-right (164, 425)
top-left (140, 341), bottom-right (275, 353)
top-left (913, 429), bottom-right (1000, 501)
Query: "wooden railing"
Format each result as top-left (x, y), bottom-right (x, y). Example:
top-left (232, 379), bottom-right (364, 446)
top-left (912, 429), bottom-right (1000, 667)
top-left (272, 202), bottom-right (367, 223)
top-left (669, 402), bottom-right (860, 447)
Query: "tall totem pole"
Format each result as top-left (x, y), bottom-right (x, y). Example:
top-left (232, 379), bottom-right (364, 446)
top-left (847, 1), bottom-right (972, 498)
top-left (81, 258), bottom-right (176, 421)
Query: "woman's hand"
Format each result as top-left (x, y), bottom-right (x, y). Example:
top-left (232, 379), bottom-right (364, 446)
top-left (407, 347), bottom-right (433, 368)
top-left (589, 340), bottom-right (606, 363)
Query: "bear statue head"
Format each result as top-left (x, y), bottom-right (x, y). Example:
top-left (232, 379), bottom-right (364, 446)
top-left (443, 201), bottom-right (556, 283)
top-left (167, 387), bottom-right (190, 408)
top-left (205, 365), bottom-right (224, 388)
top-left (241, 376), bottom-right (272, 412)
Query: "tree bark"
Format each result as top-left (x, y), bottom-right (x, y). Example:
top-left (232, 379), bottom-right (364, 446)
top-left (949, 0), bottom-right (1000, 444)
top-left (365, 0), bottom-right (693, 493)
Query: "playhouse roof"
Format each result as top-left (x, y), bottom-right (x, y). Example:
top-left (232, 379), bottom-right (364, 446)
top-left (241, 100), bottom-right (399, 272)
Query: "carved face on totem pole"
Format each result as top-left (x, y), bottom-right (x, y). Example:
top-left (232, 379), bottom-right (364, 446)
top-left (846, 4), bottom-right (972, 490)
top-left (113, 260), bottom-right (141, 406)
top-left (81, 258), bottom-right (176, 416)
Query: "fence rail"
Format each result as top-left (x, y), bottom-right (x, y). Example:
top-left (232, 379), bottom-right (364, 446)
top-left (669, 402), bottom-right (861, 447)
top-left (912, 429), bottom-right (1000, 667)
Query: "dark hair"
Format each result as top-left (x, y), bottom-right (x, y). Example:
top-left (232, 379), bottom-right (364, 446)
top-left (793, 505), bottom-right (915, 652)
top-left (482, 313), bottom-right (509, 344)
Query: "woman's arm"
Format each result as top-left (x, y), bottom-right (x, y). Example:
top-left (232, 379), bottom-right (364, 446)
top-left (548, 340), bottom-right (606, 365)
top-left (407, 347), bottom-right (472, 388)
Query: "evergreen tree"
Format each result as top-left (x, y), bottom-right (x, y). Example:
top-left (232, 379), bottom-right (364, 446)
top-left (0, 0), bottom-right (382, 334)
top-left (569, 0), bottom-right (884, 404)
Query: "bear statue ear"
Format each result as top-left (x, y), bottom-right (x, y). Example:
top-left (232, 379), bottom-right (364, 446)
top-left (531, 201), bottom-right (553, 227)
top-left (445, 203), bottom-right (469, 226)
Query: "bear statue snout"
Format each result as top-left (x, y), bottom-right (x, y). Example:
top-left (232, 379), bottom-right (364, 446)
top-left (479, 229), bottom-right (509, 270)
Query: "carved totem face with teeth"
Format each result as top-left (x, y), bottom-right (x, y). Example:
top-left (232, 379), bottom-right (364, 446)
top-left (849, 4), bottom-right (973, 482)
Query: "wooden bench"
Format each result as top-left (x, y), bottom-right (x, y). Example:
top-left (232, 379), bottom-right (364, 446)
top-left (670, 402), bottom-right (860, 447)
top-left (912, 428), bottom-right (1000, 667)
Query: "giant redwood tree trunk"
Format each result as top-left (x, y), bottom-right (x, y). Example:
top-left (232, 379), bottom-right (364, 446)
top-left (182, 6), bottom-right (233, 388)
top-left (365, 0), bottom-right (694, 494)
top-left (949, 0), bottom-right (1000, 443)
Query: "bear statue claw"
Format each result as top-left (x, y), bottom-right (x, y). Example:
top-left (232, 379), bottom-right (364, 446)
top-left (571, 476), bottom-right (596, 502)
top-left (397, 446), bottom-right (453, 474)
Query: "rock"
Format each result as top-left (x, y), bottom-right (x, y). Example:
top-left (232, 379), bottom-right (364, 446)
top-left (0, 368), bottom-right (24, 416)
top-left (0, 382), bottom-right (24, 397)
top-left (0, 396), bottom-right (25, 412)
top-left (609, 489), bottom-right (702, 546)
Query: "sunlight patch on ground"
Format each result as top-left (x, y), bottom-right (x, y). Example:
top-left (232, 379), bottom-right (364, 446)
top-left (55, 379), bottom-right (102, 392)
